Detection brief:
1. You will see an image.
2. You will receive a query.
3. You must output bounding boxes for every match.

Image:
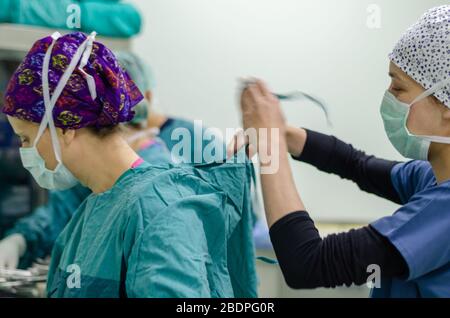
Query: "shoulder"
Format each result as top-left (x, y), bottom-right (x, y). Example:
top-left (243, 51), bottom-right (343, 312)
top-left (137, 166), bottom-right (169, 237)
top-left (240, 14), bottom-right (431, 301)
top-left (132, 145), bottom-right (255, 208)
top-left (371, 181), bottom-right (450, 280)
top-left (392, 160), bottom-right (433, 177)
top-left (391, 160), bottom-right (435, 203)
top-left (124, 164), bottom-right (226, 226)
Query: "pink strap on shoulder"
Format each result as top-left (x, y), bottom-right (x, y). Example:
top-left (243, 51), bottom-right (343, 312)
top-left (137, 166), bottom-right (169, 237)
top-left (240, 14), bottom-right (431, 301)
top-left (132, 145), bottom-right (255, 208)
top-left (131, 158), bottom-right (144, 169)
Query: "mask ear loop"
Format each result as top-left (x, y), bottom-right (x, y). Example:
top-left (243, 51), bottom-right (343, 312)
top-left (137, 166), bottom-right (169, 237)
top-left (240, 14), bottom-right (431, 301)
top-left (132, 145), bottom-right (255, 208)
top-left (410, 76), bottom-right (450, 106)
top-left (405, 76), bottom-right (450, 144)
top-left (39, 32), bottom-right (95, 166)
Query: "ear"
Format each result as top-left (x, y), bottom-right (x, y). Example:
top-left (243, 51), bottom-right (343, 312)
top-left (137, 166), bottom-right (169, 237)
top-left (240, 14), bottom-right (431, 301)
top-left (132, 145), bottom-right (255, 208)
top-left (442, 106), bottom-right (450, 121)
top-left (144, 90), bottom-right (153, 104)
top-left (439, 105), bottom-right (450, 138)
top-left (60, 129), bottom-right (76, 146)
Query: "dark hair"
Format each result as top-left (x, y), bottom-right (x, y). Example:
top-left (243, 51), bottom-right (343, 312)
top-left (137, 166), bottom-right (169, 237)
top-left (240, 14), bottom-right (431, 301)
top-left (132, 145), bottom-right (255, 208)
top-left (86, 125), bottom-right (120, 138)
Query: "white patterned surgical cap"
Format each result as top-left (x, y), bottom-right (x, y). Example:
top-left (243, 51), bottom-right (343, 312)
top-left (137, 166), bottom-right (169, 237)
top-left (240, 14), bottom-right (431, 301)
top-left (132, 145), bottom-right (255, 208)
top-left (389, 5), bottom-right (450, 107)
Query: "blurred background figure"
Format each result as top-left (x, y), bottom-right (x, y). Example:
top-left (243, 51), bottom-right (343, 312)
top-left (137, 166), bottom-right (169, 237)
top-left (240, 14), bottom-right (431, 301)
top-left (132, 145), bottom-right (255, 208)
top-left (116, 51), bottom-right (225, 164)
top-left (0, 0), bottom-right (146, 258)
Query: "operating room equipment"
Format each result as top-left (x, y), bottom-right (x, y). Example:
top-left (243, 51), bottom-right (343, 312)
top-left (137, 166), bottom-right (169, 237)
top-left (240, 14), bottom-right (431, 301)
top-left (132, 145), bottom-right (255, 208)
top-left (0, 259), bottom-right (48, 297)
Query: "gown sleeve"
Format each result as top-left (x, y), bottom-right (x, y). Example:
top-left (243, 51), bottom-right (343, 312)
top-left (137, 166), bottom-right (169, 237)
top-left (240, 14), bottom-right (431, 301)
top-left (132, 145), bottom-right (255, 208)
top-left (5, 184), bottom-right (90, 267)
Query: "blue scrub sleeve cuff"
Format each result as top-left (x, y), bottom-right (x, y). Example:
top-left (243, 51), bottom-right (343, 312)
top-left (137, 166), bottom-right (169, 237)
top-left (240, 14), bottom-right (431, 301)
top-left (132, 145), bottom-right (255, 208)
top-left (370, 221), bottom-right (414, 281)
top-left (389, 162), bottom-right (406, 203)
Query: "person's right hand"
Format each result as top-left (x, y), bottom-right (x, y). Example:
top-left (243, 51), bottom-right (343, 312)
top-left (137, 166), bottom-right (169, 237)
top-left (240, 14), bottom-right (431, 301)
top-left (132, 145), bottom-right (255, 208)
top-left (227, 126), bottom-right (309, 159)
top-left (0, 234), bottom-right (27, 269)
top-left (285, 126), bottom-right (308, 158)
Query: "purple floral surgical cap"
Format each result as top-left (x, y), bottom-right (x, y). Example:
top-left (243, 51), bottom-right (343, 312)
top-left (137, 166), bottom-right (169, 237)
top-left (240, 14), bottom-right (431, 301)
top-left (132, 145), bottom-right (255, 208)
top-left (2, 32), bottom-right (143, 129)
top-left (389, 5), bottom-right (450, 107)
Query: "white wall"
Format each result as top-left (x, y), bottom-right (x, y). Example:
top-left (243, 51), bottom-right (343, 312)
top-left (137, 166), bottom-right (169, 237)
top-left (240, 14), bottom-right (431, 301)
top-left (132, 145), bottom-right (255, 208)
top-left (130, 0), bottom-right (447, 222)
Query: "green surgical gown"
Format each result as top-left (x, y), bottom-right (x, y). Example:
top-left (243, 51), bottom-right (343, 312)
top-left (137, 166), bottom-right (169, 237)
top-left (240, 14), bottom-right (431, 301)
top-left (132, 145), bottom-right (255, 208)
top-left (47, 157), bottom-right (257, 297)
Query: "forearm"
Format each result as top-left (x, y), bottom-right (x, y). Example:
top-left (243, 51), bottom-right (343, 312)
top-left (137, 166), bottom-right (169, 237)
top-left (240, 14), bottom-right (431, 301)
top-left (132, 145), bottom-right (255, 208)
top-left (260, 139), bottom-right (305, 227)
top-left (6, 185), bottom-right (88, 263)
top-left (286, 126), bottom-right (307, 157)
top-left (269, 211), bottom-right (407, 289)
top-left (287, 127), bottom-right (402, 204)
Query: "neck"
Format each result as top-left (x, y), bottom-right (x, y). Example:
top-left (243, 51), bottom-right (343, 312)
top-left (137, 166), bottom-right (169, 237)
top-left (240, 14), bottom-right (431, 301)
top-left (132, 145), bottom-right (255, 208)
top-left (428, 143), bottom-right (450, 184)
top-left (68, 133), bottom-right (140, 194)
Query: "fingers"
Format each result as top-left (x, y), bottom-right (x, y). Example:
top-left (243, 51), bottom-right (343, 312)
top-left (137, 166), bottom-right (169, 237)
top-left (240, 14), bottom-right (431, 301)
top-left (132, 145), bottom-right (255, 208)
top-left (241, 83), bottom-right (259, 110)
top-left (240, 78), bottom-right (276, 107)
top-left (0, 257), bottom-right (17, 270)
top-left (226, 129), bottom-right (248, 159)
top-left (226, 132), bottom-right (238, 159)
top-left (254, 79), bottom-right (271, 97)
top-left (246, 143), bottom-right (257, 159)
top-left (227, 129), bottom-right (259, 159)
top-left (8, 257), bottom-right (18, 270)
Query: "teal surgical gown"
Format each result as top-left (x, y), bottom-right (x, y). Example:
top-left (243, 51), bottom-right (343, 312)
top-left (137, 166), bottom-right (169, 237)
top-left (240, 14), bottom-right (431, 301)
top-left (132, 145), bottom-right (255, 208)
top-left (6, 118), bottom-right (257, 297)
top-left (47, 156), bottom-right (257, 297)
top-left (6, 140), bottom-right (170, 267)
top-left (7, 117), bottom-right (223, 266)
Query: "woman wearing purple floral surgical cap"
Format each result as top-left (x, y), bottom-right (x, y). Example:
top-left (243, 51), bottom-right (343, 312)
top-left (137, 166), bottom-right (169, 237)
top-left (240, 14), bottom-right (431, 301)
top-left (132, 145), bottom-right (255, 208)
top-left (3, 30), bottom-right (145, 192)
top-left (1, 32), bottom-right (259, 297)
top-left (234, 5), bottom-right (450, 297)
top-left (4, 33), bottom-right (143, 131)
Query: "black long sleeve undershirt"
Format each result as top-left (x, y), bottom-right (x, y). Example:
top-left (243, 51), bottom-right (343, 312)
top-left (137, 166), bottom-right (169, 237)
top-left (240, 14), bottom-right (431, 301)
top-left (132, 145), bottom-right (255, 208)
top-left (270, 129), bottom-right (407, 289)
top-left (292, 129), bottom-right (403, 204)
top-left (270, 212), bottom-right (408, 289)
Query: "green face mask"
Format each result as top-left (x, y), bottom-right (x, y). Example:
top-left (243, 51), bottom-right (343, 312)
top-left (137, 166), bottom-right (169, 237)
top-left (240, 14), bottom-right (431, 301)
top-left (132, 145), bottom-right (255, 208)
top-left (380, 78), bottom-right (450, 161)
top-left (380, 91), bottom-right (430, 160)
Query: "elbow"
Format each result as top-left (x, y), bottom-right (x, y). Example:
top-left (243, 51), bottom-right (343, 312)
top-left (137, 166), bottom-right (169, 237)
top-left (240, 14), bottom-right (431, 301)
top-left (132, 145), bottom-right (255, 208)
top-left (283, 271), bottom-right (319, 290)
top-left (279, 260), bottom-right (320, 290)
top-left (283, 275), bottom-right (305, 290)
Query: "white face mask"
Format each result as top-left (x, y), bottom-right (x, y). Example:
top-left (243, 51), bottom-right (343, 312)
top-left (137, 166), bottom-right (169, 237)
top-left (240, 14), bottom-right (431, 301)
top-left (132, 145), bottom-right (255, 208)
top-left (20, 31), bottom-right (97, 190)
